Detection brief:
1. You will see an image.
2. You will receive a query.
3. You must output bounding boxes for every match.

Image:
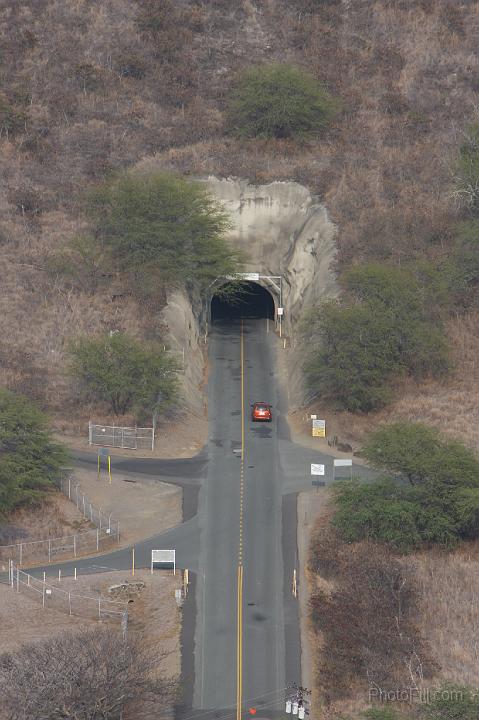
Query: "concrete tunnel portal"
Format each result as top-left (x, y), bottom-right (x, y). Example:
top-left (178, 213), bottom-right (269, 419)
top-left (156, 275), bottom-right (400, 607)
top-left (210, 281), bottom-right (275, 321)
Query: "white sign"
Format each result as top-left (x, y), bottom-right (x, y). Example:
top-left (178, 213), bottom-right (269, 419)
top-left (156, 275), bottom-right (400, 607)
top-left (310, 414), bottom-right (317, 420)
top-left (277, 307), bottom-right (284, 316)
top-left (151, 549), bottom-right (176, 573)
top-left (333, 459), bottom-right (353, 467)
top-left (239, 272), bottom-right (260, 281)
top-left (311, 463), bottom-right (325, 476)
top-left (312, 419), bottom-right (325, 429)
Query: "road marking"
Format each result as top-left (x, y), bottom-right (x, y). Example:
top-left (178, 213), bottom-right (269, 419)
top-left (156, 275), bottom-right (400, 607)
top-left (237, 563), bottom-right (243, 720)
top-left (237, 319), bottom-right (245, 720)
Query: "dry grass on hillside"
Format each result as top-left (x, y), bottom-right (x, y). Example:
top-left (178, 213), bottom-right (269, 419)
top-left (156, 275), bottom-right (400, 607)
top-left (410, 548), bottom-right (479, 688)
top-left (307, 503), bottom-right (479, 718)
top-left (0, 0), bottom-right (478, 436)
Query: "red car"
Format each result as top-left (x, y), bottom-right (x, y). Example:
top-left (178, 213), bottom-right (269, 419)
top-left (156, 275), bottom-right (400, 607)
top-left (251, 401), bottom-right (272, 422)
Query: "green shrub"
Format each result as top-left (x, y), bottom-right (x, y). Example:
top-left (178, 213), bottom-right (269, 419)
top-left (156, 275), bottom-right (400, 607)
top-left (303, 301), bottom-right (397, 411)
top-left (363, 422), bottom-right (479, 488)
top-left (332, 423), bottom-right (479, 551)
top-left (68, 333), bottom-right (179, 418)
top-left (86, 171), bottom-right (241, 293)
top-left (227, 63), bottom-right (339, 139)
top-left (421, 685), bottom-right (479, 720)
top-left (0, 389), bottom-right (68, 516)
top-left (303, 265), bottom-right (449, 412)
top-left (439, 220), bottom-right (479, 307)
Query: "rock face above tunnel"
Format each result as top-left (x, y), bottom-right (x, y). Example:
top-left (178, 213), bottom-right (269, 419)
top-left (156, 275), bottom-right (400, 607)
top-left (204, 177), bottom-right (338, 337)
top-left (160, 177), bottom-right (338, 415)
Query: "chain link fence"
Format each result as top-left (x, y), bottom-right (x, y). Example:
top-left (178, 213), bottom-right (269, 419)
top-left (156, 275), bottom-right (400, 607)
top-left (0, 527), bottom-right (117, 566)
top-left (9, 563), bottom-right (128, 628)
top-left (55, 473), bottom-right (121, 538)
top-left (88, 422), bottom-right (154, 450)
top-left (0, 473), bottom-right (120, 566)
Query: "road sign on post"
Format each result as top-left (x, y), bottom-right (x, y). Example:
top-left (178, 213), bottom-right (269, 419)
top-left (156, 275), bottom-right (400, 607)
top-left (151, 549), bottom-right (176, 574)
top-left (310, 463), bottom-right (325, 476)
top-left (312, 419), bottom-right (326, 437)
top-left (333, 458), bottom-right (353, 481)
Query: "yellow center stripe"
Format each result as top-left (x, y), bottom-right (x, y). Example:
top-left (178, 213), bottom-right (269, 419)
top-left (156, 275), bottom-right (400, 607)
top-left (237, 320), bottom-right (245, 720)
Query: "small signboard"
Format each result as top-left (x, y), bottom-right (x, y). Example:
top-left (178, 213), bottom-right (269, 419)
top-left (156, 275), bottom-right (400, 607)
top-left (310, 414), bottom-right (317, 420)
top-left (312, 419), bottom-right (326, 438)
top-left (241, 272), bottom-right (260, 281)
top-left (151, 549), bottom-right (176, 574)
top-left (277, 307), bottom-right (284, 316)
top-left (333, 458), bottom-right (353, 481)
top-left (311, 463), bottom-right (325, 476)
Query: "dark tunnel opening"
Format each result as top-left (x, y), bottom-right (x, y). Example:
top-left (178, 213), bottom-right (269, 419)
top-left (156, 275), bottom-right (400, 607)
top-left (211, 282), bottom-right (275, 321)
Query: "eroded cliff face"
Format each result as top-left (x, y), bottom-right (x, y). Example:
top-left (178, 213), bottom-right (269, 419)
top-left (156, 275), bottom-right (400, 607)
top-left (204, 177), bottom-right (337, 339)
top-left (161, 178), bottom-right (338, 412)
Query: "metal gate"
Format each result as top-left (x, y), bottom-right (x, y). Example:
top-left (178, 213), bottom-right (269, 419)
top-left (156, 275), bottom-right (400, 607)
top-left (88, 422), bottom-right (154, 450)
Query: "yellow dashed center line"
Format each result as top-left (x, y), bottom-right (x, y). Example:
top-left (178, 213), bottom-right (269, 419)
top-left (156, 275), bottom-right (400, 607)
top-left (237, 320), bottom-right (245, 720)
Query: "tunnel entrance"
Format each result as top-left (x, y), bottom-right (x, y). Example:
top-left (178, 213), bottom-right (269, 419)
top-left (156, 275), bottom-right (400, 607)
top-left (211, 282), bottom-right (275, 321)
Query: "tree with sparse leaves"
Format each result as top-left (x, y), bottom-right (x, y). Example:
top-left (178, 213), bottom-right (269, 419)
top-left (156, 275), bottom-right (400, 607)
top-left (0, 627), bottom-right (176, 720)
top-left (68, 333), bottom-right (179, 418)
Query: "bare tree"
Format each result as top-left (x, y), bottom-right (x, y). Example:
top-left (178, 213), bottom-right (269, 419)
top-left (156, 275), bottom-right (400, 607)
top-left (0, 627), bottom-right (176, 720)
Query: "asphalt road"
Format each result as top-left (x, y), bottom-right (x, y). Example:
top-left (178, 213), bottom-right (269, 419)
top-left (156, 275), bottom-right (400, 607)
top-left (24, 317), bottom-right (375, 720)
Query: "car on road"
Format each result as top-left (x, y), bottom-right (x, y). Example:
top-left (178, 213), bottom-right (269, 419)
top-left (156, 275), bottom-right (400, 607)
top-left (251, 401), bottom-right (272, 422)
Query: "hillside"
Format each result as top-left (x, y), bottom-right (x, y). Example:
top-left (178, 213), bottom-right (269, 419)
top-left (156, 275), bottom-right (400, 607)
top-left (0, 0), bottom-right (478, 441)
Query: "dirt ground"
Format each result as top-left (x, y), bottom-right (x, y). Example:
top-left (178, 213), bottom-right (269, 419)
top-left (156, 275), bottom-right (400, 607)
top-left (73, 467), bottom-right (182, 545)
top-left (288, 408), bottom-right (369, 464)
top-left (0, 466), bottom-right (182, 574)
top-left (0, 568), bottom-right (181, 680)
top-left (59, 409), bottom-right (207, 460)
top-left (297, 489), bottom-right (328, 706)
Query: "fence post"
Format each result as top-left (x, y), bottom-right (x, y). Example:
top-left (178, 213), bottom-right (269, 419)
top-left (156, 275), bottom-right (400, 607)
top-left (152, 423), bottom-right (155, 451)
top-left (48, 539), bottom-right (51, 563)
top-left (27, 574), bottom-right (30, 587)
top-left (68, 475), bottom-right (71, 499)
top-left (96, 529), bottom-right (99, 551)
top-left (19, 543), bottom-right (23, 566)
top-left (82, 495), bottom-right (86, 516)
top-left (73, 534), bottom-right (77, 557)
top-left (16, 567), bottom-right (19, 593)
top-left (88, 420), bottom-right (92, 445)
top-left (10, 561), bottom-right (13, 588)
top-left (76, 485), bottom-right (79, 508)
top-left (69, 593), bottom-right (72, 615)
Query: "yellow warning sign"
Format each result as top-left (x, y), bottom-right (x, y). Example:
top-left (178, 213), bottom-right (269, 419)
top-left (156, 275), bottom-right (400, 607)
top-left (312, 419), bottom-right (326, 437)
